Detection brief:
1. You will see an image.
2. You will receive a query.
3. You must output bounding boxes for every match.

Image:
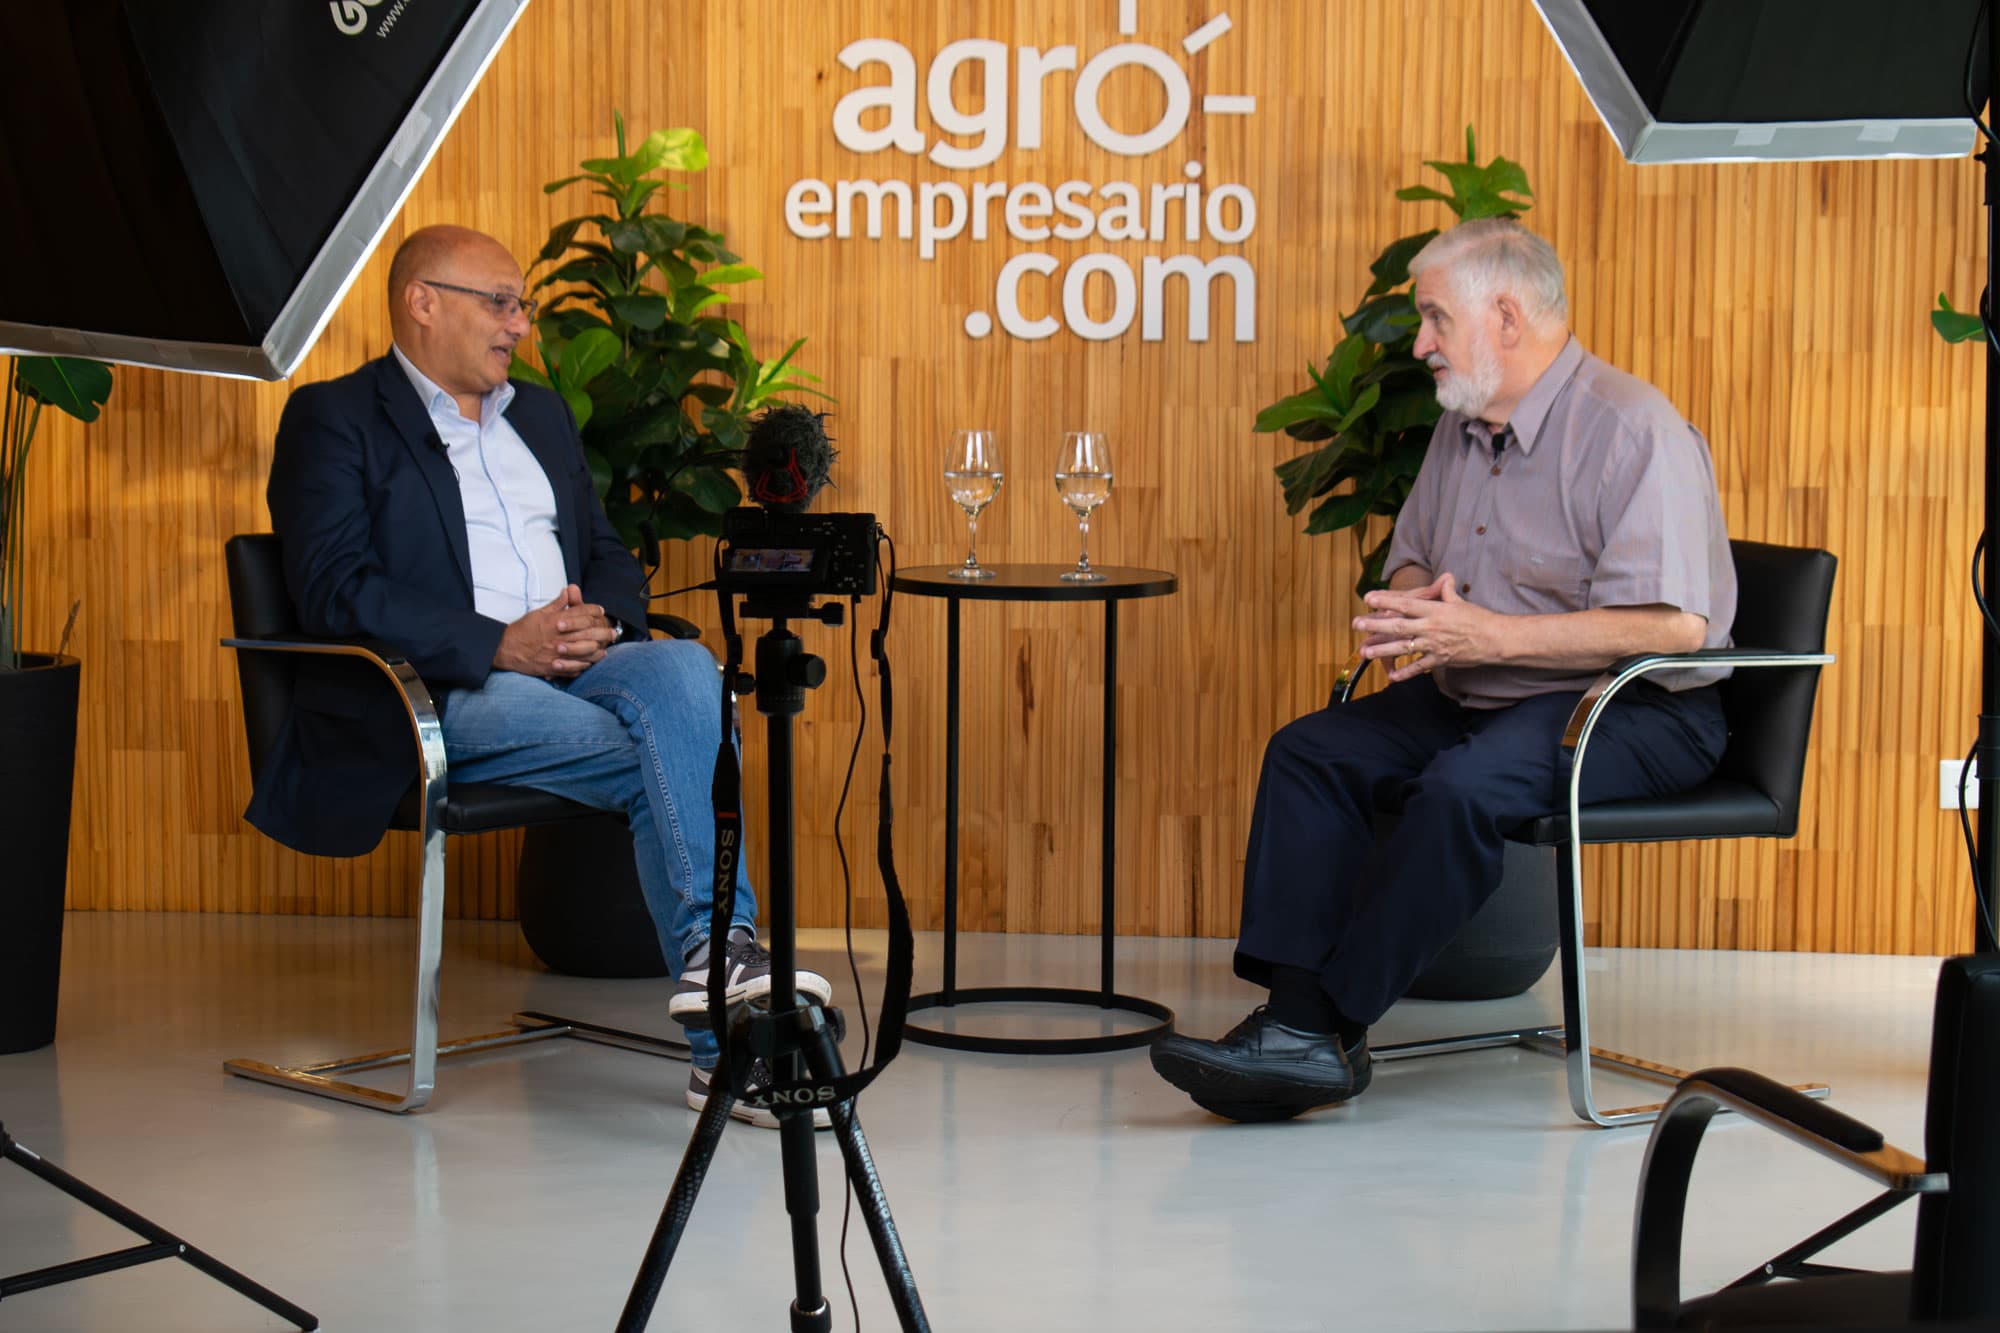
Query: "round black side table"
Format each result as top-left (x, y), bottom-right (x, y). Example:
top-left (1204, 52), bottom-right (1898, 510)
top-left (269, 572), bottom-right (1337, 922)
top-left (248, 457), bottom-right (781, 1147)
top-left (892, 564), bottom-right (1178, 1054)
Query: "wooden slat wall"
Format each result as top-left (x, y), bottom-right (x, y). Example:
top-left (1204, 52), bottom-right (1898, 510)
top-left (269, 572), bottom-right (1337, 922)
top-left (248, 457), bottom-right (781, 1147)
top-left (16, 0), bottom-right (1985, 953)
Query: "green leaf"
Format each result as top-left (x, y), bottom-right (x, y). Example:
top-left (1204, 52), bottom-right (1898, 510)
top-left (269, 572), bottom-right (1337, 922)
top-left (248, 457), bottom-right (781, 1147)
top-left (560, 327), bottom-right (623, 388)
top-left (1344, 290), bottom-right (1420, 343)
top-left (1423, 160), bottom-right (1489, 213)
top-left (1331, 382), bottom-right (1383, 435)
top-left (536, 217), bottom-right (588, 262)
top-left (583, 444), bottom-right (614, 501)
top-left (1304, 482), bottom-right (1383, 535)
top-left (1934, 293), bottom-right (1986, 343)
top-left (580, 155), bottom-right (638, 187)
top-left (1385, 441), bottom-right (1427, 480)
top-left (14, 357), bottom-right (113, 422)
top-left (683, 290), bottom-right (729, 319)
top-left (542, 173), bottom-right (609, 196)
top-left (631, 127), bottom-right (709, 176)
top-left (561, 386), bottom-right (594, 430)
top-left (1277, 438), bottom-right (1357, 510)
top-left (1364, 231), bottom-right (1438, 297)
top-left (700, 263), bottom-right (762, 286)
top-left (1482, 156), bottom-right (1534, 202)
top-left (610, 293), bottom-right (669, 330)
top-left (1371, 387), bottom-right (1444, 436)
top-left (1326, 331), bottom-right (1369, 401)
top-left (542, 256), bottom-right (626, 292)
top-left (622, 180), bottom-right (665, 217)
top-left (1255, 387), bottom-right (1342, 435)
top-left (509, 352), bottom-right (552, 388)
top-left (677, 464), bottom-right (743, 513)
top-left (1393, 186), bottom-right (1453, 207)
top-left (1357, 528), bottom-right (1395, 596)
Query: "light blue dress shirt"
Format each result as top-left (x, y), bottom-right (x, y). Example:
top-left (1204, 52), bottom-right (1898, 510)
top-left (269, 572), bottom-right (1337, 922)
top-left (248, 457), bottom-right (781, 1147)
top-left (392, 344), bottom-right (566, 625)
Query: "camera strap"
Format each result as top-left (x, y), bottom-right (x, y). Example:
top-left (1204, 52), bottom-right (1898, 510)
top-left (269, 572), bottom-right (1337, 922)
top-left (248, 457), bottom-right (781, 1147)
top-left (702, 562), bottom-right (914, 1111)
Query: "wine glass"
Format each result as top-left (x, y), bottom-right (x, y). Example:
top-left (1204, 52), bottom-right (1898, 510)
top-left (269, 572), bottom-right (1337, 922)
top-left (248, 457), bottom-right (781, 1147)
top-left (944, 429), bottom-right (1002, 580)
top-left (1054, 431), bottom-right (1112, 582)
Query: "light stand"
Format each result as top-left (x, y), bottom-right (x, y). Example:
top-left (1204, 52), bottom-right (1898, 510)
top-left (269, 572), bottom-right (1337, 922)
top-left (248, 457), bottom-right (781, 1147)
top-left (0, 1121), bottom-right (316, 1328)
top-left (616, 600), bottom-right (929, 1333)
top-left (1977, 8), bottom-right (2000, 952)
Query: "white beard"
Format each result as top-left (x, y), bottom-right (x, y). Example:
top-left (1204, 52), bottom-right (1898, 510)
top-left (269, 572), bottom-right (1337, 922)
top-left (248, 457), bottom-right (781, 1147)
top-left (1430, 337), bottom-right (1503, 418)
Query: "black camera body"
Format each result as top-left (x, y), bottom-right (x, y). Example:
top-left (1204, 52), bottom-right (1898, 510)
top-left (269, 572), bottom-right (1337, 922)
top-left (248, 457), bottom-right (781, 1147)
top-left (718, 507), bottom-right (878, 599)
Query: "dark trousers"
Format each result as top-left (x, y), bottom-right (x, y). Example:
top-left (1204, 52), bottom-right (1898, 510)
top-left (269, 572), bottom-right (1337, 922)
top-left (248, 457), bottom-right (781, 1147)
top-left (1235, 675), bottom-right (1728, 1027)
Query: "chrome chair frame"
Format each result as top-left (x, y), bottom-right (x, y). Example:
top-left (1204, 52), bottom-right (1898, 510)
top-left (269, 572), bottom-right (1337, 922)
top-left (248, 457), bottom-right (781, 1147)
top-left (222, 636), bottom-right (689, 1114)
top-left (1340, 645), bottom-right (1835, 1127)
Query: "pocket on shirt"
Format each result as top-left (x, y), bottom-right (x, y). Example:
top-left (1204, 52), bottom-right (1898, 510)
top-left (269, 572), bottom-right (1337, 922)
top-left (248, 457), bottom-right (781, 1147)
top-left (1509, 543), bottom-right (1589, 613)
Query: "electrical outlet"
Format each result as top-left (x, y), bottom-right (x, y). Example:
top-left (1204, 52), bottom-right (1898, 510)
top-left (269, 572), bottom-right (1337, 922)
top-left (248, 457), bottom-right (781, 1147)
top-left (1942, 758), bottom-right (1981, 810)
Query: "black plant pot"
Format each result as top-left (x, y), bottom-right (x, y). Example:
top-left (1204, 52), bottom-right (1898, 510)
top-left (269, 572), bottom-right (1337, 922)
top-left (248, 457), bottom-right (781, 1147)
top-left (1374, 809), bottom-right (1561, 1002)
top-left (0, 653), bottom-right (81, 1053)
top-left (516, 812), bottom-right (669, 978)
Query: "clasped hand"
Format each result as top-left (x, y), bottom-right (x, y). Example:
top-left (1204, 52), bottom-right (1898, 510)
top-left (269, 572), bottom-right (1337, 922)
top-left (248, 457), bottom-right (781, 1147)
top-left (495, 585), bottom-right (617, 678)
top-left (1352, 573), bottom-right (1499, 683)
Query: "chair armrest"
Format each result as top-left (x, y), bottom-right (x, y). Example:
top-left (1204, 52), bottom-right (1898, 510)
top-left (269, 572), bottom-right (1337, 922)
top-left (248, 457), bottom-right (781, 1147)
top-left (1631, 1068), bottom-right (1941, 1328)
top-left (1560, 647), bottom-right (1835, 749)
top-left (222, 635), bottom-right (446, 788)
top-left (646, 613), bottom-right (702, 641)
top-left (1331, 648), bottom-right (1371, 705)
top-left (223, 634), bottom-right (409, 666)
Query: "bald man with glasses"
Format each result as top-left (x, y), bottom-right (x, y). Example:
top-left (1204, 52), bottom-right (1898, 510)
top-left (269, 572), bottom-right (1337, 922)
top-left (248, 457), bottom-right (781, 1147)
top-left (251, 224), bottom-right (829, 1128)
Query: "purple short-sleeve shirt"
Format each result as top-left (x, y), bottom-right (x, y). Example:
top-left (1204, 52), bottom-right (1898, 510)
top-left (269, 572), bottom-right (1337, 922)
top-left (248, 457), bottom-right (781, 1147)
top-left (1381, 338), bottom-right (1735, 708)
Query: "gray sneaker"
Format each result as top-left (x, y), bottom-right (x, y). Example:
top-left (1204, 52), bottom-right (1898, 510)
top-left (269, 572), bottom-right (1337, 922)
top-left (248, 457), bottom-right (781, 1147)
top-left (668, 931), bottom-right (833, 1021)
top-left (686, 1064), bottom-right (833, 1131)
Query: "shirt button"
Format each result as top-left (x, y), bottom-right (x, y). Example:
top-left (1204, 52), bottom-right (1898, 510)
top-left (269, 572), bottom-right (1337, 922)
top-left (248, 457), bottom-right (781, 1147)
top-left (1490, 464), bottom-right (1502, 476)
top-left (1475, 525), bottom-right (1487, 536)
top-left (1461, 584), bottom-right (1471, 595)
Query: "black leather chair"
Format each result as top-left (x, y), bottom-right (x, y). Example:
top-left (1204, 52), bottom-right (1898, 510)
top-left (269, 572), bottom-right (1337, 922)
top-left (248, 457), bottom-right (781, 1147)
top-left (1340, 539), bottom-right (1838, 1126)
top-left (222, 533), bottom-right (692, 1112)
top-left (1631, 954), bottom-right (2000, 1327)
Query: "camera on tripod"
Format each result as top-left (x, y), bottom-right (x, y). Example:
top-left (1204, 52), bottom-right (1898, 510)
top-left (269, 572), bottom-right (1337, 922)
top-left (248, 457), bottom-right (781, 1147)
top-left (718, 506), bottom-right (878, 607)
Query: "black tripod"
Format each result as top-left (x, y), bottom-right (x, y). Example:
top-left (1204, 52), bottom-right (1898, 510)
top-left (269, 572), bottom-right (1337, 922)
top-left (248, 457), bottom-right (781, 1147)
top-left (617, 609), bottom-right (930, 1333)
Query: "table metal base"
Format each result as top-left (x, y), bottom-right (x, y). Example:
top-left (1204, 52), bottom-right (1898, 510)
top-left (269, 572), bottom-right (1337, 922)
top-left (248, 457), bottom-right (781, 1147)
top-left (904, 986), bottom-right (1175, 1055)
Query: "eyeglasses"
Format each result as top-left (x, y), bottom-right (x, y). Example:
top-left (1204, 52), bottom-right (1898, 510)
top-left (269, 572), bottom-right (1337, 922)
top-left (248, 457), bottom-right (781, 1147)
top-left (419, 278), bottom-right (538, 322)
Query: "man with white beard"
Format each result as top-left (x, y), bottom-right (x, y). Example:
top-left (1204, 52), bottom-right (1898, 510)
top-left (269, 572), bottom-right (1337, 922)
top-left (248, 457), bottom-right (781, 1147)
top-left (1151, 218), bottom-right (1737, 1123)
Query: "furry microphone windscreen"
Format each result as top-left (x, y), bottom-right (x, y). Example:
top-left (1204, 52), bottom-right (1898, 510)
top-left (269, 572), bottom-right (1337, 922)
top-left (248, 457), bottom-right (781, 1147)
top-left (742, 404), bottom-right (838, 513)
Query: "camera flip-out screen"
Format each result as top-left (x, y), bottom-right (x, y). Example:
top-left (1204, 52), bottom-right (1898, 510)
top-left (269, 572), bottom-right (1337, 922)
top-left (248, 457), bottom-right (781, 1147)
top-left (719, 508), bottom-right (878, 598)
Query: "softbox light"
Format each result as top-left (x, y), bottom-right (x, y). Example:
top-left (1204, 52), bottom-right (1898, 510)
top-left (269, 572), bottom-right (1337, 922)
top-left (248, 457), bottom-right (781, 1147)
top-left (1533, 0), bottom-right (1984, 164)
top-left (0, 0), bottom-right (527, 381)
top-left (1534, 0), bottom-right (2000, 948)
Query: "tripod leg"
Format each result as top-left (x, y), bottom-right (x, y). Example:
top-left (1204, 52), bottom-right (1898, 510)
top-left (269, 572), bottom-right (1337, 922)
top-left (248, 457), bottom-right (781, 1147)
top-left (824, 1102), bottom-right (931, 1333)
top-left (795, 1031), bottom-right (932, 1333)
top-left (616, 1078), bottom-right (738, 1333)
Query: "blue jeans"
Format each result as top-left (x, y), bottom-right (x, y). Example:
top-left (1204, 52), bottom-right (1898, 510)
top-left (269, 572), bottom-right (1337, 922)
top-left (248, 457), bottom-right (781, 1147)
top-left (439, 640), bottom-right (755, 1065)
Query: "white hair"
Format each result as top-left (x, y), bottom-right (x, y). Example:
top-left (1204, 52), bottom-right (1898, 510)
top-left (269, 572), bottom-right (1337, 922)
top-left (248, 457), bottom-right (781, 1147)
top-left (1407, 218), bottom-right (1568, 331)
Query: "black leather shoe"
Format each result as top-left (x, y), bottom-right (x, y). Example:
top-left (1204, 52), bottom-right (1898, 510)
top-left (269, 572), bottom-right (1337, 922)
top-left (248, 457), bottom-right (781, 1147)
top-left (1149, 1006), bottom-right (1371, 1123)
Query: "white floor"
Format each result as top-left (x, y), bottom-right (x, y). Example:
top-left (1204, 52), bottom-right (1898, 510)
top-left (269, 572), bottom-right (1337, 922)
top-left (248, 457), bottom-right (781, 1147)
top-left (0, 914), bottom-right (1945, 1332)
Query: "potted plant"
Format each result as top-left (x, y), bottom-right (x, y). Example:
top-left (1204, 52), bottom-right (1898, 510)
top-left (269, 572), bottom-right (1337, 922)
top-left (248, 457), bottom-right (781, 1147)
top-left (507, 114), bottom-right (827, 976)
top-left (1255, 129), bottom-right (1533, 594)
top-left (1, 353), bottom-right (113, 1052)
top-left (513, 112), bottom-right (827, 558)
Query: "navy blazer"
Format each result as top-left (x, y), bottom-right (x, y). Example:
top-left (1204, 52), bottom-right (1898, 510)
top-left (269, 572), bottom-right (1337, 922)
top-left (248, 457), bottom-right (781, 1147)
top-left (246, 353), bottom-right (648, 857)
